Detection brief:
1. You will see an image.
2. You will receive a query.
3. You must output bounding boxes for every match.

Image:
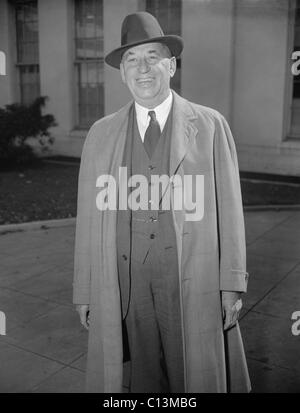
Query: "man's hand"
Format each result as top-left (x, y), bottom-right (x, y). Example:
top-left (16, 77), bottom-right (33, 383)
top-left (222, 291), bottom-right (242, 331)
top-left (76, 304), bottom-right (90, 330)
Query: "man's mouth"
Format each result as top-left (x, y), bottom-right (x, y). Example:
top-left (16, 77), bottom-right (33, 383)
top-left (136, 78), bottom-right (154, 86)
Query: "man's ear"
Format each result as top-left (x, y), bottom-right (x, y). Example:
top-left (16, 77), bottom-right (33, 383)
top-left (120, 63), bottom-right (126, 84)
top-left (169, 57), bottom-right (177, 78)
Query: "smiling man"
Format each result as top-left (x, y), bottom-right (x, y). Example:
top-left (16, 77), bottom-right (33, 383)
top-left (73, 12), bottom-right (251, 393)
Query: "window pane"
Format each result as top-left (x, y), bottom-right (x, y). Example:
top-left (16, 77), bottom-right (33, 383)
top-left (15, 1), bottom-right (40, 105)
top-left (146, 0), bottom-right (181, 35)
top-left (20, 64), bottom-right (40, 105)
top-left (16, 0), bottom-right (39, 64)
top-left (75, 37), bottom-right (103, 59)
top-left (76, 60), bottom-right (104, 128)
top-left (75, 0), bottom-right (104, 128)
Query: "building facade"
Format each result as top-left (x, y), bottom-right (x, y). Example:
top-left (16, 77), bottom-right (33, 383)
top-left (0, 0), bottom-right (299, 176)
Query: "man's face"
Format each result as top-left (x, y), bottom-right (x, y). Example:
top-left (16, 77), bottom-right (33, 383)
top-left (120, 42), bottom-right (176, 108)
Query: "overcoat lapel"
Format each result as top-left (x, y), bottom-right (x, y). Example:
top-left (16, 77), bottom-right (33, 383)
top-left (170, 92), bottom-right (198, 177)
top-left (99, 101), bottom-right (133, 178)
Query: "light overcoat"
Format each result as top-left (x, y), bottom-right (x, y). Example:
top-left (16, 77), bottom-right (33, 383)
top-left (73, 91), bottom-right (251, 393)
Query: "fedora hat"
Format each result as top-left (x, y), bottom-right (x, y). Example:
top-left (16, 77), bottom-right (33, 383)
top-left (105, 12), bottom-right (183, 69)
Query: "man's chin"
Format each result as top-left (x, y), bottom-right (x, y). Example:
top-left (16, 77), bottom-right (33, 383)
top-left (135, 89), bottom-right (157, 99)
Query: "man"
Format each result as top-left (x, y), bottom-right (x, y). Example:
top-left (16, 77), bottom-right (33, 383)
top-left (73, 12), bottom-right (251, 393)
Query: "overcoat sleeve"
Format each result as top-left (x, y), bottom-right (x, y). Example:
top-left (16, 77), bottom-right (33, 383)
top-left (213, 114), bottom-right (249, 293)
top-left (72, 128), bottom-right (96, 305)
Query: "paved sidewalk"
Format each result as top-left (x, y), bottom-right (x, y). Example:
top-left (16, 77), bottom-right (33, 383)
top-left (0, 209), bottom-right (299, 393)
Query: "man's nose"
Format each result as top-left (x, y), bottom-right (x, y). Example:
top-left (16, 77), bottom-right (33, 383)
top-left (138, 57), bottom-right (150, 73)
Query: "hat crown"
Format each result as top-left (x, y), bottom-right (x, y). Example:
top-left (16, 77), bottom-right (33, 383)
top-left (104, 11), bottom-right (183, 69)
top-left (121, 12), bottom-right (164, 47)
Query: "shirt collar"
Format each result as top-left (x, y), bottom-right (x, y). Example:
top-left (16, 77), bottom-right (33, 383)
top-left (134, 91), bottom-right (173, 131)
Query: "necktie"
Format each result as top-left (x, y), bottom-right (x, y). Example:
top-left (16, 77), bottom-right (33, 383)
top-left (144, 110), bottom-right (161, 158)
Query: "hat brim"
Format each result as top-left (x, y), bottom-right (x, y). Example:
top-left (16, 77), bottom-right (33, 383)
top-left (104, 35), bottom-right (183, 69)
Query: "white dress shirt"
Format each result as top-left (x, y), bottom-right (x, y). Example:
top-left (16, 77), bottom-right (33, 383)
top-left (134, 92), bottom-right (173, 142)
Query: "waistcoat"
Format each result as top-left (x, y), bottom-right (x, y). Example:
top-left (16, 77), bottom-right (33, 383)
top-left (117, 104), bottom-right (178, 319)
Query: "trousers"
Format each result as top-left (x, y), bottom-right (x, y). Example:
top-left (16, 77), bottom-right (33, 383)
top-left (123, 241), bottom-right (185, 393)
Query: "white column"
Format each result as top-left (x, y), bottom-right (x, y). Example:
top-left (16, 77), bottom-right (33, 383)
top-left (232, 0), bottom-right (298, 175)
top-left (233, 0), bottom-right (289, 147)
top-left (181, 0), bottom-right (234, 120)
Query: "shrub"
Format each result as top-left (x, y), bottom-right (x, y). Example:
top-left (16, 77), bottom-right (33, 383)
top-left (0, 96), bottom-right (56, 166)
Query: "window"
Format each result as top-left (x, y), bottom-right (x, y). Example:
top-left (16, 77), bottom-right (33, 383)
top-left (74, 0), bottom-right (104, 129)
top-left (145, 0), bottom-right (182, 94)
top-left (15, 0), bottom-right (40, 105)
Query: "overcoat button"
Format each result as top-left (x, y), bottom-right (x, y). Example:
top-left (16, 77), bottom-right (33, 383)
top-left (122, 254), bottom-right (127, 261)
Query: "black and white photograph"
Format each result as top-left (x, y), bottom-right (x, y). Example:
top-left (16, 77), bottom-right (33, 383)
top-left (0, 0), bottom-right (299, 396)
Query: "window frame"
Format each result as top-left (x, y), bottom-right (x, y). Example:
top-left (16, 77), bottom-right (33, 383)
top-left (74, 0), bottom-right (104, 130)
top-left (14, 0), bottom-right (40, 106)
